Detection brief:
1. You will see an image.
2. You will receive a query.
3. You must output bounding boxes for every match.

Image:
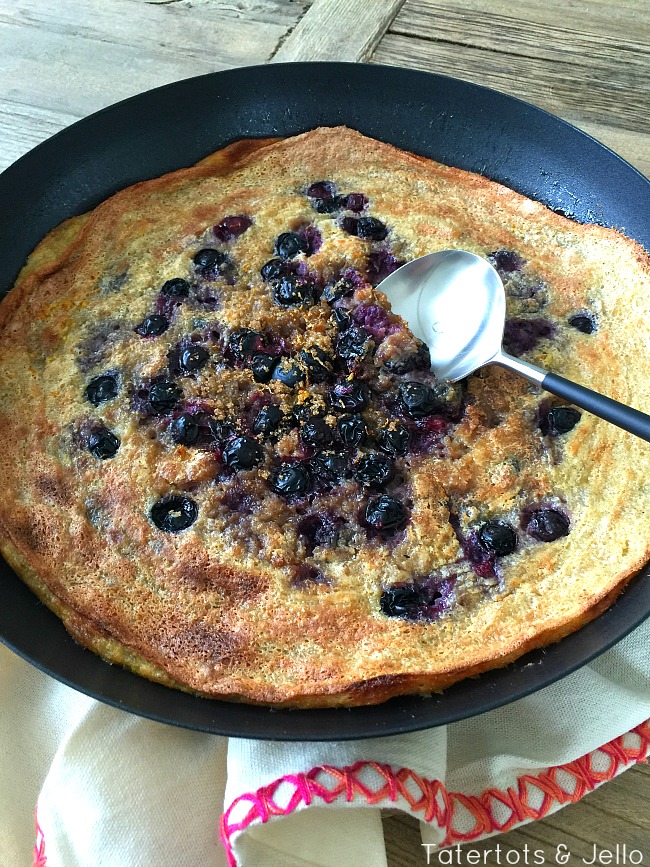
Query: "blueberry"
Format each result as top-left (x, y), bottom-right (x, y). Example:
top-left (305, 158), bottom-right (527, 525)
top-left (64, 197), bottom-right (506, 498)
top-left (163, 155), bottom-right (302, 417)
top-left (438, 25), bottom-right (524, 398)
top-left (272, 275), bottom-right (315, 307)
top-left (307, 180), bottom-right (337, 199)
top-left (366, 249), bottom-right (404, 285)
top-left (353, 453), bottom-right (394, 487)
top-left (179, 345), bottom-right (210, 374)
top-left (300, 418), bottom-right (333, 450)
top-left (291, 401), bottom-right (323, 426)
top-left (333, 308), bottom-right (352, 330)
top-left (356, 217), bottom-right (388, 241)
top-left (337, 415), bottom-right (367, 448)
top-left (399, 381), bottom-right (462, 419)
top-left (148, 379), bottom-right (182, 414)
top-left (214, 214), bottom-right (252, 242)
top-left (569, 313), bottom-right (597, 334)
top-left (377, 425), bottom-right (410, 456)
top-left (222, 436), bottom-right (262, 471)
top-left (312, 197), bottom-right (341, 214)
top-left (503, 318), bottom-right (555, 356)
top-left (208, 418), bottom-right (238, 444)
top-left (540, 406), bottom-right (581, 437)
top-left (135, 314), bottom-right (168, 337)
top-left (170, 413), bottom-right (200, 445)
top-left (269, 463), bottom-right (311, 496)
top-left (160, 278), bottom-right (190, 297)
top-left (329, 379), bottom-right (369, 412)
top-left (253, 404), bottom-right (283, 436)
top-left (366, 496), bottom-right (408, 533)
top-left (150, 496), bottom-right (198, 533)
top-left (272, 358), bottom-right (305, 387)
top-left (226, 328), bottom-right (264, 364)
top-left (251, 352), bottom-right (278, 384)
top-left (297, 513), bottom-right (340, 555)
top-left (340, 216), bottom-right (359, 235)
top-left (85, 374), bottom-right (119, 406)
top-left (275, 232), bottom-right (309, 259)
top-left (398, 382), bottom-right (438, 418)
top-left (488, 250), bottom-right (525, 275)
top-left (301, 346), bottom-right (333, 383)
top-left (525, 508), bottom-right (570, 542)
top-left (323, 277), bottom-right (356, 304)
top-left (309, 450), bottom-right (349, 486)
top-left (88, 427), bottom-right (120, 459)
top-left (337, 326), bottom-right (373, 361)
top-left (380, 586), bottom-right (422, 616)
top-left (342, 193), bottom-right (368, 213)
top-left (383, 340), bottom-right (430, 375)
top-left (193, 248), bottom-right (229, 277)
top-left (478, 520), bottom-right (518, 556)
top-left (260, 258), bottom-right (287, 281)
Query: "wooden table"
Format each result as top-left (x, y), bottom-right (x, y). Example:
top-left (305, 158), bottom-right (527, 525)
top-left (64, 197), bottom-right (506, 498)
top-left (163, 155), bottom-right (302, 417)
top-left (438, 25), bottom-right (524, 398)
top-left (1, 1), bottom-right (648, 863)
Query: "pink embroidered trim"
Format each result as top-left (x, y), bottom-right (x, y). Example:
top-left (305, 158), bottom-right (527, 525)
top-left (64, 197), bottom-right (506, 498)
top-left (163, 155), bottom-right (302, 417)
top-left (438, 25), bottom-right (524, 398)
top-left (219, 719), bottom-right (650, 867)
top-left (33, 816), bottom-right (46, 867)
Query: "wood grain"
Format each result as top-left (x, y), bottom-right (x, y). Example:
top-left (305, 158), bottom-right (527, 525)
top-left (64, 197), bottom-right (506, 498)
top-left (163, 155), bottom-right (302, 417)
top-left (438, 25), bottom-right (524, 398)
top-left (384, 763), bottom-right (650, 866)
top-left (373, 0), bottom-right (650, 178)
top-left (271, 0), bottom-right (406, 62)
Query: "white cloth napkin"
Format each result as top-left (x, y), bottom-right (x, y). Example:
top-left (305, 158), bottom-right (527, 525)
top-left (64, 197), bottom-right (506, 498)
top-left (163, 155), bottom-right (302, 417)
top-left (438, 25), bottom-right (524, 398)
top-left (1, 616), bottom-right (649, 867)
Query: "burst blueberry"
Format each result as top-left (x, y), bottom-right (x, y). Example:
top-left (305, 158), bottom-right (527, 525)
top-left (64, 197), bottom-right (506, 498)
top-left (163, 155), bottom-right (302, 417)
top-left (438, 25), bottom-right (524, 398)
top-left (309, 451), bottom-right (349, 487)
top-left (135, 314), bottom-right (168, 338)
top-left (333, 308), bottom-right (352, 330)
top-left (222, 436), bottom-right (262, 471)
top-left (525, 508), bottom-right (570, 542)
top-left (251, 352), bottom-right (278, 384)
top-left (150, 496), bottom-right (198, 533)
top-left (323, 277), bottom-right (356, 304)
top-left (356, 216), bottom-right (388, 240)
top-left (269, 463), bottom-right (311, 496)
top-left (569, 313), bottom-right (597, 334)
top-left (329, 379), bottom-right (369, 412)
top-left (353, 453), bottom-right (394, 487)
top-left (301, 346), bottom-right (333, 383)
top-left (478, 520), bottom-right (518, 556)
top-left (193, 248), bottom-right (230, 277)
top-left (366, 496), bottom-right (408, 533)
top-left (260, 258), bottom-right (287, 281)
top-left (208, 418), bottom-right (238, 444)
top-left (170, 413), bottom-right (200, 446)
top-left (253, 405), bottom-right (283, 436)
top-left (306, 180), bottom-right (337, 200)
top-left (383, 340), bottom-right (430, 375)
top-left (540, 406), bottom-right (581, 436)
top-left (226, 328), bottom-right (264, 364)
top-left (85, 374), bottom-right (119, 406)
top-left (88, 427), bottom-right (120, 460)
top-left (179, 345), bottom-right (210, 374)
top-left (337, 415), bottom-right (367, 448)
top-left (148, 379), bottom-right (182, 414)
top-left (272, 358), bottom-right (305, 387)
top-left (337, 326), bottom-right (373, 361)
top-left (160, 278), bottom-right (190, 297)
top-left (213, 214), bottom-right (252, 242)
top-left (275, 232), bottom-right (309, 259)
top-left (272, 275), bottom-right (315, 307)
top-left (377, 425), bottom-right (410, 456)
top-left (300, 418), bottom-right (333, 450)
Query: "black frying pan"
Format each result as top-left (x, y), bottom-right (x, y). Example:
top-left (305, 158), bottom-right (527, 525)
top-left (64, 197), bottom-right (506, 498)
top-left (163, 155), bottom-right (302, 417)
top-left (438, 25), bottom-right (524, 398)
top-left (1, 63), bottom-right (648, 740)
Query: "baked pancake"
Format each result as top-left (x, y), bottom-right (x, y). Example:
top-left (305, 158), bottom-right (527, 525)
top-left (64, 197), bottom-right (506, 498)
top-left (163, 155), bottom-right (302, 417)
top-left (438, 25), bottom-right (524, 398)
top-left (0, 127), bottom-right (649, 707)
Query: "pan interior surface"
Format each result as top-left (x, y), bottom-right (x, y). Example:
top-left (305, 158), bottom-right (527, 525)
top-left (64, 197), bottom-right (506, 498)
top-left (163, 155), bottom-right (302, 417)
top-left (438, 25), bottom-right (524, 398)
top-left (0, 63), bottom-right (648, 740)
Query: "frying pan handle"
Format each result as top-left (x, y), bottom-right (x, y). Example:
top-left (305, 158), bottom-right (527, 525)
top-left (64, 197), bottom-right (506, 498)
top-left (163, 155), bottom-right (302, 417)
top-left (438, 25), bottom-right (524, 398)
top-left (542, 371), bottom-right (650, 443)
top-left (490, 351), bottom-right (650, 443)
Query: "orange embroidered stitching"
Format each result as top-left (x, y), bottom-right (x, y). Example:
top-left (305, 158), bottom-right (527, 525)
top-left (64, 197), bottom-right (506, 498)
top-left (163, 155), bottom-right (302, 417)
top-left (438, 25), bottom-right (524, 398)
top-left (219, 719), bottom-right (650, 867)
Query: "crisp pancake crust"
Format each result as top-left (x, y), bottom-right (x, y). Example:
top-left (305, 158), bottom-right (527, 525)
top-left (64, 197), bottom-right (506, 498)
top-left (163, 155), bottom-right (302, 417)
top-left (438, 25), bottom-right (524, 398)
top-left (1, 127), bottom-right (649, 707)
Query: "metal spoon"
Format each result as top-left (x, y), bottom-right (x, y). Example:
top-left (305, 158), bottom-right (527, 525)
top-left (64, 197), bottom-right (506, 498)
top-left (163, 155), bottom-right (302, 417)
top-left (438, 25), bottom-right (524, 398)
top-left (378, 249), bottom-right (650, 441)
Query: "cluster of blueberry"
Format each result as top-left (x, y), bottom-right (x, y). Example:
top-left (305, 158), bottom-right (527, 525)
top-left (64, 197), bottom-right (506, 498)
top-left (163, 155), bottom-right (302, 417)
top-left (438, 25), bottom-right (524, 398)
top-left (79, 189), bottom-right (596, 617)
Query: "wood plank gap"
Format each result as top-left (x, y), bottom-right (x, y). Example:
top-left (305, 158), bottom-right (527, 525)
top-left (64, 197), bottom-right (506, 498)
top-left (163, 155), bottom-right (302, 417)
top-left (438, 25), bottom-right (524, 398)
top-left (271, 0), bottom-right (407, 63)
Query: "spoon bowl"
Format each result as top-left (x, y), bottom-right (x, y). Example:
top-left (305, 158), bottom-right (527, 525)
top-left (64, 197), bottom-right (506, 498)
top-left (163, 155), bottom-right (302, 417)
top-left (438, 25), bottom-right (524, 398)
top-left (378, 250), bottom-right (650, 443)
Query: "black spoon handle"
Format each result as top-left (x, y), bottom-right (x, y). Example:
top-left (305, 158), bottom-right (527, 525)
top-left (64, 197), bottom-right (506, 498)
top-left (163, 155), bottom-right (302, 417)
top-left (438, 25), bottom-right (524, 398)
top-left (491, 351), bottom-right (650, 443)
top-left (542, 372), bottom-right (650, 442)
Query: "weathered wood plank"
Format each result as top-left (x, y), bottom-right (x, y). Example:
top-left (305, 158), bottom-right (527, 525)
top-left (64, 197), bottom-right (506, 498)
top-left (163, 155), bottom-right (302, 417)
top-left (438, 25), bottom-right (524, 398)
top-left (384, 763), bottom-right (650, 866)
top-left (272, 0), bottom-right (406, 62)
top-left (0, 99), bottom-right (80, 172)
top-left (372, 33), bottom-right (650, 178)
